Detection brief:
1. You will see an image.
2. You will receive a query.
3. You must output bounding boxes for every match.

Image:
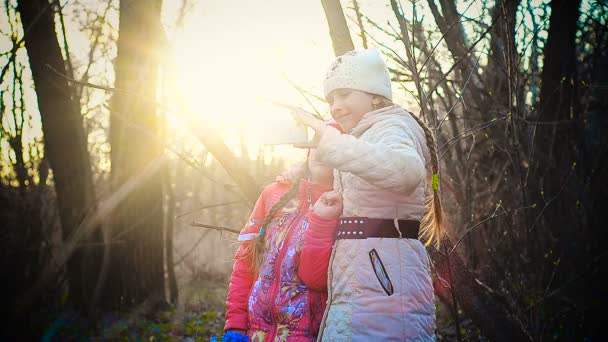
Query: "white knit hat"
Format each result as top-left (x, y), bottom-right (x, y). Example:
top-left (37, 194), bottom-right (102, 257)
top-left (323, 48), bottom-right (393, 101)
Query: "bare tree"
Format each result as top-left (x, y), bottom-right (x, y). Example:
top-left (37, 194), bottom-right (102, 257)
top-left (16, 0), bottom-right (102, 310)
top-left (105, 0), bottom-right (167, 309)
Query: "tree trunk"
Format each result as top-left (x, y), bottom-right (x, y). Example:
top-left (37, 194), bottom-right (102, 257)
top-left (105, 0), bottom-right (166, 309)
top-left (320, 0), bottom-right (354, 56)
top-left (486, 0), bottom-right (521, 108)
top-left (527, 0), bottom-right (581, 285)
top-left (526, 0), bottom-right (605, 339)
top-left (578, 32), bottom-right (608, 339)
top-left (185, 118), bottom-right (261, 205)
top-left (16, 0), bottom-right (101, 309)
top-left (165, 163), bottom-right (178, 304)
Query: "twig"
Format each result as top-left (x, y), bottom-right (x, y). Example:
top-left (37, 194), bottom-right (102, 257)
top-left (189, 221), bottom-right (240, 234)
top-left (429, 15), bottom-right (499, 96)
top-left (419, 0), bottom-right (478, 74)
top-left (439, 115), bottom-right (509, 160)
top-left (280, 73), bottom-right (325, 120)
top-left (0, 1), bottom-right (52, 85)
top-left (174, 199), bottom-right (245, 219)
top-left (437, 54), bottom-right (482, 128)
top-left (449, 204), bottom-right (536, 256)
top-left (46, 64), bottom-right (121, 93)
top-left (173, 229), bottom-right (211, 266)
top-left (526, 162), bottom-right (577, 233)
top-left (524, 250), bottom-right (608, 312)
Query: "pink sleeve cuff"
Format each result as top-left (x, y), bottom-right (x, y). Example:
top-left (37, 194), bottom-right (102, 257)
top-left (308, 212), bottom-right (338, 236)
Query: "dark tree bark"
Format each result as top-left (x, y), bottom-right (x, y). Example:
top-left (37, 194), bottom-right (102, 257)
top-left (164, 164), bottom-right (178, 304)
top-left (321, 0), bottom-right (355, 56)
top-left (486, 0), bottom-right (521, 108)
top-left (578, 32), bottom-right (608, 340)
top-left (526, 0), bottom-right (606, 339)
top-left (426, 0), bottom-right (488, 116)
top-left (16, 0), bottom-right (101, 309)
top-left (104, 0), bottom-right (166, 309)
top-left (527, 0), bottom-right (582, 277)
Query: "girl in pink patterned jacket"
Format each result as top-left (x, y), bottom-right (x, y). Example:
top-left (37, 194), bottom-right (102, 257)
top-left (224, 123), bottom-right (344, 342)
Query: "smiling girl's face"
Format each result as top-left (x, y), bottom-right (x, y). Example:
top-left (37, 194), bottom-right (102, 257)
top-left (327, 89), bottom-right (380, 132)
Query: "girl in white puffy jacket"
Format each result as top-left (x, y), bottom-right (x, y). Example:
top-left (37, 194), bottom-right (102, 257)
top-left (291, 48), bottom-right (445, 341)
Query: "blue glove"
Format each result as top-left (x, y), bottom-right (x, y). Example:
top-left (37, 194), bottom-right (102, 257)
top-left (210, 330), bottom-right (249, 342)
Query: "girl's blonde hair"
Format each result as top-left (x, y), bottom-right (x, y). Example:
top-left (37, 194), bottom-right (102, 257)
top-left (373, 95), bottom-right (444, 248)
top-left (243, 163), bottom-right (310, 274)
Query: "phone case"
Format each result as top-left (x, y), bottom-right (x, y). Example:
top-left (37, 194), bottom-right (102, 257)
top-left (256, 115), bottom-right (308, 145)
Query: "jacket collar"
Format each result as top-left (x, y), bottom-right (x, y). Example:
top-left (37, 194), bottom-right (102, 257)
top-left (349, 104), bottom-right (411, 137)
top-left (274, 175), bottom-right (333, 211)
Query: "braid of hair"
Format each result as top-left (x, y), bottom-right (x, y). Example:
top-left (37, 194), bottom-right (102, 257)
top-left (408, 111), bottom-right (444, 248)
top-left (374, 95), bottom-right (444, 248)
top-left (248, 162), bottom-right (310, 274)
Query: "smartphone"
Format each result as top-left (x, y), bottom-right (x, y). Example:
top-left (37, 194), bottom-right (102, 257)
top-left (256, 113), bottom-right (309, 145)
top-left (255, 99), bottom-right (309, 145)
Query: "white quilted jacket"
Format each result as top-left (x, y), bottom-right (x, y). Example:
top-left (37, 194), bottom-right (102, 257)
top-left (315, 104), bottom-right (436, 341)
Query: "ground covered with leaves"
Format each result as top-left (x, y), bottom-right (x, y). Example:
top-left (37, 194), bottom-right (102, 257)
top-left (40, 304), bottom-right (223, 341)
top-left (34, 275), bottom-right (484, 341)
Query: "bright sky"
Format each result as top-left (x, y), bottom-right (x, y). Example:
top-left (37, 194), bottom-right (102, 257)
top-left (162, 0), bottom-right (338, 164)
top-left (1, 0), bottom-right (551, 181)
top-left (159, 0), bottom-right (398, 164)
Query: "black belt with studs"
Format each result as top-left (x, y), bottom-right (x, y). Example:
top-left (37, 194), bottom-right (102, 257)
top-left (335, 217), bottom-right (420, 240)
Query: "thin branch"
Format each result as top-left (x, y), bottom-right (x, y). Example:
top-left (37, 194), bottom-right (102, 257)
top-left (449, 203), bottom-right (537, 256)
top-left (437, 53), bottom-right (482, 128)
top-left (439, 115), bottom-right (509, 160)
top-left (429, 15), bottom-right (499, 95)
top-left (419, 0), bottom-right (479, 74)
top-left (174, 199), bottom-right (245, 219)
top-left (189, 221), bottom-right (241, 234)
top-left (280, 73), bottom-right (325, 120)
top-left (172, 229), bottom-right (211, 266)
top-left (351, 0), bottom-right (368, 48)
top-left (0, 1), bottom-right (52, 85)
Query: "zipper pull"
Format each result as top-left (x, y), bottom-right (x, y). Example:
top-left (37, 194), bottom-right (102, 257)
top-left (307, 185), bottom-right (312, 208)
top-left (278, 213), bottom-right (287, 226)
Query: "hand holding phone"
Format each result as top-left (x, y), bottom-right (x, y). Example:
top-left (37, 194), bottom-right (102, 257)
top-left (253, 99), bottom-right (309, 145)
top-left (256, 113), bottom-right (309, 145)
top-left (261, 99), bottom-right (326, 148)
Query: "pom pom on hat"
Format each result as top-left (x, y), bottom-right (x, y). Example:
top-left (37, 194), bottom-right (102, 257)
top-left (323, 48), bottom-right (393, 101)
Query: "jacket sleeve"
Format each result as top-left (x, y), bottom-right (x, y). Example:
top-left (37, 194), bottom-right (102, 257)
top-left (298, 212), bottom-right (338, 292)
top-left (316, 125), bottom-right (425, 195)
top-left (224, 190), bottom-right (267, 332)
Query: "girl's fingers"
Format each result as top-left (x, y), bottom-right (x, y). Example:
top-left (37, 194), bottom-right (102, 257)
top-left (290, 109), bottom-right (325, 133)
top-left (324, 191), bottom-right (343, 202)
top-left (316, 192), bottom-right (342, 209)
top-left (289, 108), bottom-right (313, 125)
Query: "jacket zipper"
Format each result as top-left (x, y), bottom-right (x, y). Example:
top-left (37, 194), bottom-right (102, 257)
top-left (266, 211), bottom-right (304, 341)
top-left (267, 185), bottom-right (311, 341)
